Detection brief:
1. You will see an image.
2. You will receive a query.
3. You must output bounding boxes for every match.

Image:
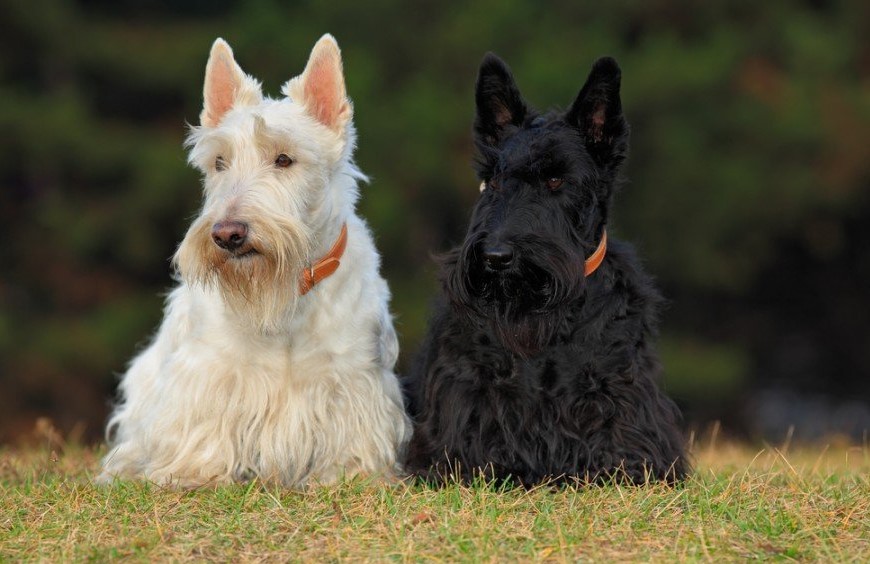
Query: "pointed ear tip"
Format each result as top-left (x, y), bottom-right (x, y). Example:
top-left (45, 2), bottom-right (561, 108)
top-left (312, 33), bottom-right (341, 56)
top-left (480, 52), bottom-right (506, 68)
top-left (317, 32), bottom-right (338, 44)
top-left (210, 38), bottom-right (232, 54)
top-left (592, 56), bottom-right (621, 76)
top-left (478, 53), bottom-right (514, 83)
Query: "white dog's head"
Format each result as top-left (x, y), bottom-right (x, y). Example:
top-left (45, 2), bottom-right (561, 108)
top-left (175, 35), bottom-right (364, 332)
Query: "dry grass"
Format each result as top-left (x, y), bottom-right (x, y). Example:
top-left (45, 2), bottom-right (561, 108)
top-left (1, 428), bottom-right (868, 562)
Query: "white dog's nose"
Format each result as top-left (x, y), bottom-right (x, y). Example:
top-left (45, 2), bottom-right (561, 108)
top-left (211, 221), bottom-right (248, 251)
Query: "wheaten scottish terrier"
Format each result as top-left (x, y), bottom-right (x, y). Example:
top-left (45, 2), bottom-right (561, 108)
top-left (100, 35), bottom-right (410, 487)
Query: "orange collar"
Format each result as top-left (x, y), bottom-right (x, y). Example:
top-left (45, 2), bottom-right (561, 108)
top-left (299, 223), bottom-right (348, 295)
top-left (584, 230), bottom-right (607, 277)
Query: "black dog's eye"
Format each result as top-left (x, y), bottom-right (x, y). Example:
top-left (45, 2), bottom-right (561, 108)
top-left (275, 154), bottom-right (293, 168)
top-left (546, 177), bottom-right (564, 191)
top-left (215, 156), bottom-right (227, 171)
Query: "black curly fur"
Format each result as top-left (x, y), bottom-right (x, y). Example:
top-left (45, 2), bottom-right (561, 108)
top-left (403, 53), bottom-right (689, 486)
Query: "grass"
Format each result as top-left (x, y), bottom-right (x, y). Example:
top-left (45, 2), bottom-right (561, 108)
top-left (1, 429), bottom-right (868, 562)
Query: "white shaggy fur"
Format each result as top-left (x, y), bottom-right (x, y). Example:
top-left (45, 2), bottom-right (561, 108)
top-left (100, 35), bottom-right (410, 487)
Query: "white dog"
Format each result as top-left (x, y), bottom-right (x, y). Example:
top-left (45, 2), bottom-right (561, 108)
top-left (100, 35), bottom-right (410, 487)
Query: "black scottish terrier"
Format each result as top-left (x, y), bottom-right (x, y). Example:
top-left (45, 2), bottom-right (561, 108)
top-left (403, 53), bottom-right (689, 486)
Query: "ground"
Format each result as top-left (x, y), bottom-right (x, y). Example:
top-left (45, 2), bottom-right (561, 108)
top-left (1, 426), bottom-right (868, 561)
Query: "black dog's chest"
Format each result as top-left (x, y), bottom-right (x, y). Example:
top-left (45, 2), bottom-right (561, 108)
top-left (485, 355), bottom-right (569, 393)
top-left (458, 319), bottom-right (599, 391)
top-left (465, 351), bottom-right (601, 427)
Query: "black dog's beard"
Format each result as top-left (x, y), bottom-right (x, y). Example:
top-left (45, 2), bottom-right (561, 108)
top-left (441, 235), bottom-right (587, 356)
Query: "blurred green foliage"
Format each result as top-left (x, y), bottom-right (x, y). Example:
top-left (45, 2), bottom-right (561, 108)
top-left (1, 0), bottom-right (867, 441)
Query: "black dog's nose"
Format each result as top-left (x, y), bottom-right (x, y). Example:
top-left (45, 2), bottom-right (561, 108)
top-left (483, 245), bottom-right (513, 270)
top-left (212, 221), bottom-right (248, 251)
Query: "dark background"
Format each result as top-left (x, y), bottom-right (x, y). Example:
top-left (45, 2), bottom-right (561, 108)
top-left (1, 0), bottom-right (868, 444)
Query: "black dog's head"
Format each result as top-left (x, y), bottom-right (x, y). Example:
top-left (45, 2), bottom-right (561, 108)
top-left (443, 53), bottom-right (629, 355)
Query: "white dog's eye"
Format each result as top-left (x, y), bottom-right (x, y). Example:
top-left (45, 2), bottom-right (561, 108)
top-left (275, 154), bottom-right (293, 168)
top-left (215, 156), bottom-right (227, 172)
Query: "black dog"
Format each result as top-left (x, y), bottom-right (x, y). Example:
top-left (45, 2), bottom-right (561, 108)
top-left (403, 53), bottom-right (689, 486)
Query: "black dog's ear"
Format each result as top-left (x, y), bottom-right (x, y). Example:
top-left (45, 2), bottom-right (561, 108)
top-left (474, 53), bottom-right (527, 145)
top-left (566, 57), bottom-right (628, 166)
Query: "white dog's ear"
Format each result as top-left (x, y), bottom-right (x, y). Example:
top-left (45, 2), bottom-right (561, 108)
top-left (283, 34), bottom-right (351, 131)
top-left (200, 38), bottom-right (262, 127)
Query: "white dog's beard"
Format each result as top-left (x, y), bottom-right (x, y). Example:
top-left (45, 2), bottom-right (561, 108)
top-left (213, 255), bottom-right (300, 333)
top-left (175, 220), bottom-right (310, 333)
